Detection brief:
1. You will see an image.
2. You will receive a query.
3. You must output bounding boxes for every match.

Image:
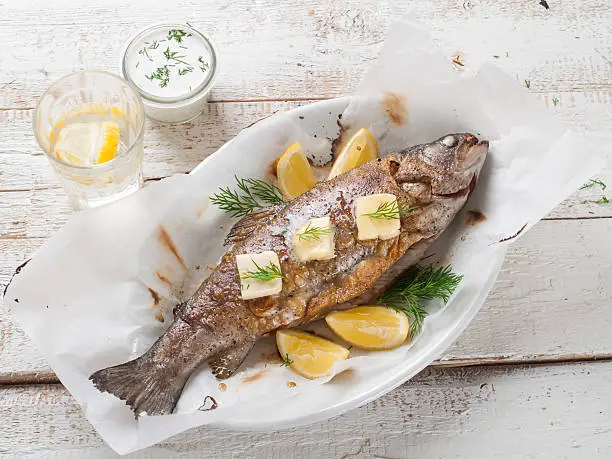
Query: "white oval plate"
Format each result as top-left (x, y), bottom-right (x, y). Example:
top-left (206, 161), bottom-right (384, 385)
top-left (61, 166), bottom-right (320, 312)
top-left (190, 96), bottom-right (506, 430)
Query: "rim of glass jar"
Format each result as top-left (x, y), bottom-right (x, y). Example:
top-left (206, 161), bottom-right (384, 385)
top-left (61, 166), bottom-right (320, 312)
top-left (121, 23), bottom-right (218, 105)
top-left (33, 70), bottom-right (145, 171)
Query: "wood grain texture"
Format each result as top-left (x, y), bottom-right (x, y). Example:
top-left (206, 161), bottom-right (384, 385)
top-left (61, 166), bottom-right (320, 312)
top-left (0, 101), bottom-right (306, 191)
top-left (1, 91), bottom-right (610, 189)
top-left (0, 0), bottom-right (610, 109)
top-left (2, 218), bottom-right (611, 379)
top-left (1, 362), bottom-right (611, 457)
top-left (0, 91), bottom-right (612, 188)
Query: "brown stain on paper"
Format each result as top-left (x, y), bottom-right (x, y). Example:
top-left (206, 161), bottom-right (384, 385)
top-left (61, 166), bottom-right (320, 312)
top-left (464, 210), bottom-right (487, 226)
top-left (155, 270), bottom-right (173, 288)
top-left (146, 286), bottom-right (165, 323)
top-left (241, 370), bottom-right (268, 384)
top-left (147, 287), bottom-right (161, 306)
top-left (267, 155), bottom-right (281, 181)
top-left (451, 53), bottom-right (465, 67)
top-left (382, 93), bottom-right (408, 126)
top-left (157, 225), bottom-right (187, 270)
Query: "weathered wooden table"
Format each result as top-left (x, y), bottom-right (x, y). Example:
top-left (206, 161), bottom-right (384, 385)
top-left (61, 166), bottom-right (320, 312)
top-left (1, 1), bottom-right (611, 457)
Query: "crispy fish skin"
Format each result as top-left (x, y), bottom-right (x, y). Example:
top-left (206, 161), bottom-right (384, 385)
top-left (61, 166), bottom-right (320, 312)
top-left (90, 133), bottom-right (488, 417)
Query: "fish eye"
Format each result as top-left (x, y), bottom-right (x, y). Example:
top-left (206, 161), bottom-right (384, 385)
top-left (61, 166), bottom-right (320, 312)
top-left (441, 135), bottom-right (457, 147)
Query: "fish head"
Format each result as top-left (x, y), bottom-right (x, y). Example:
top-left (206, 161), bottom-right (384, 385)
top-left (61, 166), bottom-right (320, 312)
top-left (396, 133), bottom-right (488, 197)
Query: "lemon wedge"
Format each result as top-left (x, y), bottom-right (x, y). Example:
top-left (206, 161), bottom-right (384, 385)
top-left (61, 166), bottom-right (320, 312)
top-left (54, 121), bottom-right (120, 166)
top-left (276, 329), bottom-right (350, 379)
top-left (97, 122), bottom-right (121, 164)
top-left (328, 128), bottom-right (378, 179)
top-left (276, 142), bottom-right (317, 200)
top-left (325, 306), bottom-right (409, 350)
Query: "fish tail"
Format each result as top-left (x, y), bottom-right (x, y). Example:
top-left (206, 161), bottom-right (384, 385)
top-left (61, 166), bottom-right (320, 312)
top-left (90, 356), bottom-right (187, 417)
top-left (90, 318), bottom-right (210, 417)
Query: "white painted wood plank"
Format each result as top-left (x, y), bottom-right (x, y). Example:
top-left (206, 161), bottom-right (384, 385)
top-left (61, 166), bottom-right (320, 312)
top-left (1, 362), bottom-right (610, 457)
top-left (0, 0), bottom-right (610, 108)
top-left (0, 101), bottom-right (306, 191)
top-left (2, 218), bottom-right (611, 378)
top-left (1, 91), bottom-right (609, 191)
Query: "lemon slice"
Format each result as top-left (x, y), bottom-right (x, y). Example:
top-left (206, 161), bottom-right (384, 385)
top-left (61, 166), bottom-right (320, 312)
top-left (47, 104), bottom-right (126, 145)
top-left (54, 121), bottom-right (120, 166)
top-left (71, 103), bottom-right (126, 119)
top-left (328, 128), bottom-right (378, 179)
top-left (325, 306), bottom-right (409, 350)
top-left (276, 329), bottom-right (350, 379)
top-left (276, 142), bottom-right (317, 200)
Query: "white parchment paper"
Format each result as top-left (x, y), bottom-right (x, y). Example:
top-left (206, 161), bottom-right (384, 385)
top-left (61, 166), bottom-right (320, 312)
top-left (4, 19), bottom-right (609, 454)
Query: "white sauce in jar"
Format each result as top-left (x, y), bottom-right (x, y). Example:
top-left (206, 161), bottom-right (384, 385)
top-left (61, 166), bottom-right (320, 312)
top-left (122, 24), bottom-right (217, 123)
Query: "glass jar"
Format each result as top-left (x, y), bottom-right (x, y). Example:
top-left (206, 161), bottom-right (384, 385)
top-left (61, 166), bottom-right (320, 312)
top-left (121, 23), bottom-right (218, 124)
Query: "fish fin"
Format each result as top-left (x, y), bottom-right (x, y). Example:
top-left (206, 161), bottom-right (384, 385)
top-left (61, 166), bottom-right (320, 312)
top-left (209, 339), bottom-right (256, 379)
top-left (349, 239), bottom-right (431, 305)
top-left (305, 232), bottom-right (427, 321)
top-left (224, 205), bottom-right (283, 246)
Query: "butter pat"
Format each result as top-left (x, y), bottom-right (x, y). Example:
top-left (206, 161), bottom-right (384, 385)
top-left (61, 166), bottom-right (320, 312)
top-left (355, 193), bottom-right (401, 241)
top-left (236, 251), bottom-right (283, 300)
top-left (293, 216), bottom-right (335, 262)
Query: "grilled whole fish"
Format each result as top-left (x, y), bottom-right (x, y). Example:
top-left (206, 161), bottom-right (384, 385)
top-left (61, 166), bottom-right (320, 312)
top-left (90, 133), bottom-right (488, 416)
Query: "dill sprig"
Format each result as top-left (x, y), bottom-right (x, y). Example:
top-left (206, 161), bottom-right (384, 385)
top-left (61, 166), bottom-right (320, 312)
top-left (589, 196), bottom-right (609, 205)
top-left (198, 56), bottom-right (209, 72)
top-left (178, 67), bottom-right (193, 76)
top-left (242, 260), bottom-right (285, 282)
top-left (280, 353), bottom-right (294, 367)
top-left (138, 40), bottom-right (159, 62)
top-left (163, 47), bottom-right (191, 67)
top-left (378, 265), bottom-right (463, 337)
top-left (580, 179), bottom-right (607, 191)
top-left (211, 185), bottom-right (260, 217)
top-left (145, 65), bottom-right (170, 88)
top-left (167, 29), bottom-right (192, 43)
top-left (363, 200), bottom-right (417, 220)
top-left (297, 222), bottom-right (333, 241)
top-left (245, 177), bottom-right (284, 204)
top-left (210, 176), bottom-right (284, 217)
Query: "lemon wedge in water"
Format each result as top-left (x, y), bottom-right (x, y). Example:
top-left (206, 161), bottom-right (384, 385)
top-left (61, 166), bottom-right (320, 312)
top-left (276, 329), bottom-right (349, 379)
top-left (54, 121), bottom-right (120, 166)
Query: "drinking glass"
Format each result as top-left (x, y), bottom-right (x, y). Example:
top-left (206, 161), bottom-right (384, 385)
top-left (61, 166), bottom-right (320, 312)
top-left (33, 71), bottom-right (145, 209)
